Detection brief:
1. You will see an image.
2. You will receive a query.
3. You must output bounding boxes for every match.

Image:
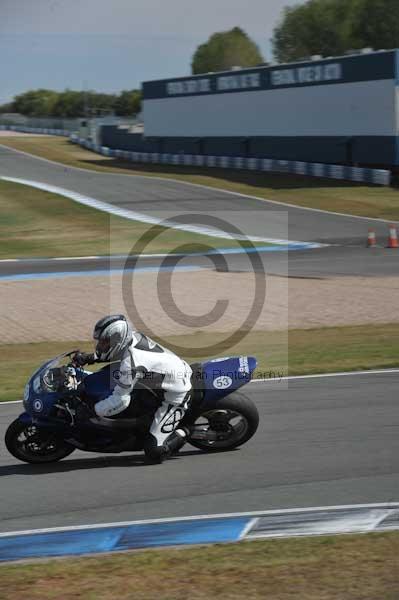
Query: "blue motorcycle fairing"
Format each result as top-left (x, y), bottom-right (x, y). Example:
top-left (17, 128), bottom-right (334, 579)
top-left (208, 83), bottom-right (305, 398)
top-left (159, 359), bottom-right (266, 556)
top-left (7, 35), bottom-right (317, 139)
top-left (201, 356), bottom-right (257, 402)
top-left (82, 363), bottom-right (120, 402)
top-left (15, 412), bottom-right (67, 432)
top-left (18, 409), bottom-right (75, 433)
top-left (24, 390), bottom-right (60, 419)
top-left (83, 357), bottom-right (257, 405)
top-left (17, 412), bottom-right (33, 425)
top-left (23, 355), bottom-right (256, 423)
top-left (24, 358), bottom-right (87, 419)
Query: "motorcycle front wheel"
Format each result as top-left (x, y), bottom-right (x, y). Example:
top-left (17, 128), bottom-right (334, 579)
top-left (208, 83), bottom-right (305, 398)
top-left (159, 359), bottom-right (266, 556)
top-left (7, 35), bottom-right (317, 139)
top-left (188, 392), bottom-right (259, 452)
top-left (5, 419), bottom-right (75, 464)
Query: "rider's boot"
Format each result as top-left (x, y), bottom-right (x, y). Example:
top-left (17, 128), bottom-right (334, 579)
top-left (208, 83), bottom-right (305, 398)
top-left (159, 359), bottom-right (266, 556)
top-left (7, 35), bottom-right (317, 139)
top-left (144, 428), bottom-right (189, 463)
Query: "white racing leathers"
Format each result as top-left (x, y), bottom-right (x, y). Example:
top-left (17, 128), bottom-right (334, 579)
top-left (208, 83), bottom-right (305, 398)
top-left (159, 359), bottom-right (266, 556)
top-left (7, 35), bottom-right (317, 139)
top-left (93, 333), bottom-right (192, 448)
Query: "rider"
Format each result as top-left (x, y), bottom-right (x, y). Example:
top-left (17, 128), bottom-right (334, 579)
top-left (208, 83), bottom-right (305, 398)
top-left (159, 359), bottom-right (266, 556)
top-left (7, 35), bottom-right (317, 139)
top-left (73, 314), bottom-right (192, 462)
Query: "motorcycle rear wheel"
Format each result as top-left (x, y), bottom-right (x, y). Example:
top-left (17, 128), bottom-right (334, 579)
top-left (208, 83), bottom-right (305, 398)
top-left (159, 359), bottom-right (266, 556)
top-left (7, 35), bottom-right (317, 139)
top-left (5, 419), bottom-right (75, 464)
top-left (188, 392), bottom-right (259, 452)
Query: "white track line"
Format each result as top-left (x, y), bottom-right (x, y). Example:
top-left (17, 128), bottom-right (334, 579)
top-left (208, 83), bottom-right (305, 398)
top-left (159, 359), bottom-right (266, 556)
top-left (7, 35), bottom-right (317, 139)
top-left (0, 503), bottom-right (397, 539)
top-left (0, 255), bottom-right (155, 263)
top-left (1, 142), bottom-right (395, 224)
top-left (0, 175), bottom-right (319, 248)
top-left (2, 368), bottom-right (399, 406)
top-left (251, 367), bottom-right (399, 383)
top-left (239, 518), bottom-right (259, 540)
top-left (0, 246), bottom-right (306, 265)
top-left (1, 400), bottom-right (23, 405)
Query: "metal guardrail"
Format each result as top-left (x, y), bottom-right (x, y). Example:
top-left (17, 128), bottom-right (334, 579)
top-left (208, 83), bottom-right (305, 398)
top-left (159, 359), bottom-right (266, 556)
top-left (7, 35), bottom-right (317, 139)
top-left (71, 135), bottom-right (391, 186)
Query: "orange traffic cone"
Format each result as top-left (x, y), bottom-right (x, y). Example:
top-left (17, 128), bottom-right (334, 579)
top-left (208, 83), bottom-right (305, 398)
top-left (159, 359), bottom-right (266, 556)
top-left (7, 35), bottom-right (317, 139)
top-left (387, 225), bottom-right (399, 248)
top-left (367, 229), bottom-right (376, 247)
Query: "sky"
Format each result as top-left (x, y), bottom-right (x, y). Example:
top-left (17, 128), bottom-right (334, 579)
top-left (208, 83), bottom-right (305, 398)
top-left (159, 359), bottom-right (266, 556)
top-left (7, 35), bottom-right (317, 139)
top-left (0, 0), bottom-right (298, 104)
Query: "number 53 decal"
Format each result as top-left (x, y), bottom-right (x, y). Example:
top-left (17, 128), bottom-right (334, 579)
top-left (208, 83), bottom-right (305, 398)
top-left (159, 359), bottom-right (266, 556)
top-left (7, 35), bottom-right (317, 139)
top-left (213, 376), bottom-right (232, 389)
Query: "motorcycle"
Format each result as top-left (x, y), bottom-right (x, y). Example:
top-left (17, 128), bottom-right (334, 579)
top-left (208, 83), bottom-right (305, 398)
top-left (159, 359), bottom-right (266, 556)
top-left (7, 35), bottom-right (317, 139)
top-left (5, 351), bottom-right (259, 464)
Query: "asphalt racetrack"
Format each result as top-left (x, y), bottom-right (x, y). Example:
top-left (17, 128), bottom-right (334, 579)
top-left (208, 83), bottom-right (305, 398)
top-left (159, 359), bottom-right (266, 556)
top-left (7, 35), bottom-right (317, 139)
top-left (1, 246), bottom-right (399, 279)
top-left (1, 144), bottom-right (399, 278)
top-left (0, 372), bottom-right (398, 533)
top-left (0, 145), bottom-right (398, 534)
top-left (0, 144), bottom-right (395, 246)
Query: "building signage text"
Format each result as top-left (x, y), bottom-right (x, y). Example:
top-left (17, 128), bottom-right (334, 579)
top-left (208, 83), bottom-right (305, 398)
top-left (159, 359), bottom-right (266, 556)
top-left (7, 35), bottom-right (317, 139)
top-left (271, 63), bottom-right (342, 86)
top-left (167, 79), bottom-right (211, 95)
top-left (216, 73), bottom-right (260, 91)
top-left (165, 62), bottom-right (343, 96)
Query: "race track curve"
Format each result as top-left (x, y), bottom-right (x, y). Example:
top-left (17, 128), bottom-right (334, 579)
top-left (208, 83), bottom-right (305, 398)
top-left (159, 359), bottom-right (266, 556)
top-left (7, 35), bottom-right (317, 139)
top-left (1, 144), bottom-right (399, 277)
top-left (0, 143), bottom-right (394, 245)
top-left (0, 372), bottom-right (398, 534)
top-left (1, 145), bottom-right (398, 535)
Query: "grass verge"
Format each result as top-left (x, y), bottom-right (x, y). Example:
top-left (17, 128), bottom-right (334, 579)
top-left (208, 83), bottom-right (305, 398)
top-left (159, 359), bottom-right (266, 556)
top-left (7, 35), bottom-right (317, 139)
top-left (2, 135), bottom-right (399, 220)
top-left (0, 179), bottom-right (261, 259)
top-left (0, 532), bottom-right (398, 600)
top-left (2, 323), bottom-right (399, 402)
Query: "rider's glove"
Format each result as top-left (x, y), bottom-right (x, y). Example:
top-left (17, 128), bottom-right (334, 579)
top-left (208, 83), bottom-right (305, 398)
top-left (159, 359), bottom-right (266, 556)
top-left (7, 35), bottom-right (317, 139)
top-left (72, 351), bottom-right (96, 367)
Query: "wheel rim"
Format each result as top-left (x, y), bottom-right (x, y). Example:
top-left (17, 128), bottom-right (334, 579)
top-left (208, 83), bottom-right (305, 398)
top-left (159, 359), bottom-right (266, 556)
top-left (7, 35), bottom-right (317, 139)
top-left (191, 409), bottom-right (249, 449)
top-left (15, 425), bottom-right (64, 458)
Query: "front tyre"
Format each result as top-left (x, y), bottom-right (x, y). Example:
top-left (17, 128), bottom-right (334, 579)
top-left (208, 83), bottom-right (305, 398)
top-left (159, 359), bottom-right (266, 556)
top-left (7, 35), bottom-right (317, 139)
top-left (5, 419), bottom-right (75, 464)
top-left (188, 392), bottom-right (259, 452)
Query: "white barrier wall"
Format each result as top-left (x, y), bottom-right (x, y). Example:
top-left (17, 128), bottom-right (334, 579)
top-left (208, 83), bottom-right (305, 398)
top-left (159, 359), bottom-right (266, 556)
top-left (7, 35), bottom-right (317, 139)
top-left (144, 79), bottom-right (396, 137)
top-left (143, 50), bottom-right (399, 140)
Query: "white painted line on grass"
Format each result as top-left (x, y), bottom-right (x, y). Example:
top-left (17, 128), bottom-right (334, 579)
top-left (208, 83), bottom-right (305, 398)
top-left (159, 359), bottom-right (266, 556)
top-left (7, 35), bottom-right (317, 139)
top-left (0, 175), bottom-right (320, 248)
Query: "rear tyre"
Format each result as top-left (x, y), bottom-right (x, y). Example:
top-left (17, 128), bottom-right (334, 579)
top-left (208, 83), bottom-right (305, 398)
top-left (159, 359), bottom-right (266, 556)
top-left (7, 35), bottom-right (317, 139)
top-left (5, 419), bottom-right (75, 464)
top-left (188, 392), bottom-right (259, 452)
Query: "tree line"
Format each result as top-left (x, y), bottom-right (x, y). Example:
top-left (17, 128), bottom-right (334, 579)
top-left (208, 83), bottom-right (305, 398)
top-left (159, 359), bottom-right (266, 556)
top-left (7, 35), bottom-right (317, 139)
top-left (2, 0), bottom-right (398, 116)
top-left (272, 0), bottom-right (399, 63)
top-left (192, 0), bottom-right (398, 71)
top-left (0, 88), bottom-right (142, 118)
